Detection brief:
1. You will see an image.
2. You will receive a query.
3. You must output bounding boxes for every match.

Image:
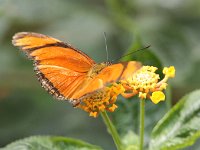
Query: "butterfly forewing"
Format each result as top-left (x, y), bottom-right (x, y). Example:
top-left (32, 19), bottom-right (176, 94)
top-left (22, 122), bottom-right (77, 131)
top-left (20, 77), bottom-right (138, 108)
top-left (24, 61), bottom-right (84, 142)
top-left (12, 32), bottom-right (95, 101)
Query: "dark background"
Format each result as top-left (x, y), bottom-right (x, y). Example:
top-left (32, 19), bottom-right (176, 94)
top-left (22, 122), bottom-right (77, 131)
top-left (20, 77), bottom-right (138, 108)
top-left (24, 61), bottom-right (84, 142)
top-left (0, 0), bottom-right (200, 149)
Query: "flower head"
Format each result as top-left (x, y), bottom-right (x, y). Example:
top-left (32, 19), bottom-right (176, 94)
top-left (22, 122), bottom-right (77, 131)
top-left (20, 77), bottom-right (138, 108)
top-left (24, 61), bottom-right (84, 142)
top-left (76, 65), bottom-right (175, 117)
top-left (121, 66), bottom-right (175, 104)
top-left (77, 83), bottom-right (125, 117)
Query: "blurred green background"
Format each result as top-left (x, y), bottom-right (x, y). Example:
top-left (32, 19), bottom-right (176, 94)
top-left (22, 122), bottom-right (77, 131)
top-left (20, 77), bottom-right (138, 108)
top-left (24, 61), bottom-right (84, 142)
top-left (0, 0), bottom-right (200, 149)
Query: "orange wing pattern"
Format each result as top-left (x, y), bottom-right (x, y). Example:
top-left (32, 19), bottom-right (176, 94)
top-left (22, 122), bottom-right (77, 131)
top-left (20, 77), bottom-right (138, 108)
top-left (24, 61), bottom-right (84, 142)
top-left (12, 32), bottom-right (95, 102)
top-left (13, 32), bottom-right (142, 106)
top-left (73, 61), bottom-right (142, 99)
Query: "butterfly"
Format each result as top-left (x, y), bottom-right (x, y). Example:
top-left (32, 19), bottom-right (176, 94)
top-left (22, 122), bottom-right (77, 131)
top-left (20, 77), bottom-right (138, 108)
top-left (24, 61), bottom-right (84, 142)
top-left (12, 32), bottom-right (142, 106)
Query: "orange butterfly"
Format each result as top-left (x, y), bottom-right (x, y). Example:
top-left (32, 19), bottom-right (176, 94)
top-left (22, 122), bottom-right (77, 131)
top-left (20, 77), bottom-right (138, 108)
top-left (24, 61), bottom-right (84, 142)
top-left (12, 32), bottom-right (142, 106)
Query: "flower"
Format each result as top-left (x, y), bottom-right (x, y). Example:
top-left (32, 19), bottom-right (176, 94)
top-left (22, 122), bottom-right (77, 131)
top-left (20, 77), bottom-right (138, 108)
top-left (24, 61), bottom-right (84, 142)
top-left (77, 65), bottom-right (175, 117)
top-left (77, 83), bottom-right (125, 117)
top-left (163, 66), bottom-right (175, 78)
top-left (121, 66), bottom-right (175, 104)
top-left (150, 91), bottom-right (165, 104)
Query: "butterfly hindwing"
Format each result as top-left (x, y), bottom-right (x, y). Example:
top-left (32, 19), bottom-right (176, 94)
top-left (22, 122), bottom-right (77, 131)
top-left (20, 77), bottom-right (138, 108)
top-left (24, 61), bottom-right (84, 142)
top-left (71, 61), bottom-right (142, 99)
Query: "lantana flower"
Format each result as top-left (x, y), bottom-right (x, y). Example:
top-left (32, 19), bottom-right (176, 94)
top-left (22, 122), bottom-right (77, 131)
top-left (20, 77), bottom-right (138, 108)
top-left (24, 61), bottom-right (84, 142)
top-left (77, 65), bottom-right (175, 117)
top-left (121, 66), bottom-right (175, 104)
top-left (77, 83), bottom-right (125, 117)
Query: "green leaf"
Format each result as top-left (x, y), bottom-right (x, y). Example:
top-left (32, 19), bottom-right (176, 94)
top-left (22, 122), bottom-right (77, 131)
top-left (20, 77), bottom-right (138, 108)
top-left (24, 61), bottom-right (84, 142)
top-left (149, 90), bottom-right (200, 150)
top-left (0, 136), bottom-right (102, 150)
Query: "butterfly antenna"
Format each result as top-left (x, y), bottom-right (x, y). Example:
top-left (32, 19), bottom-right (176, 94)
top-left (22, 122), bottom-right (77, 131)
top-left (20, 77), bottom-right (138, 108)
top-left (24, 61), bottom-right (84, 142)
top-left (103, 32), bottom-right (109, 61)
top-left (112, 45), bottom-right (151, 62)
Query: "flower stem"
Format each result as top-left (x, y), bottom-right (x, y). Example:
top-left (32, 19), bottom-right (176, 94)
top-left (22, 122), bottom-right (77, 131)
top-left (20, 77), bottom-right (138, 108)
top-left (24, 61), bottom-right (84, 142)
top-left (139, 99), bottom-right (145, 150)
top-left (101, 111), bottom-right (122, 150)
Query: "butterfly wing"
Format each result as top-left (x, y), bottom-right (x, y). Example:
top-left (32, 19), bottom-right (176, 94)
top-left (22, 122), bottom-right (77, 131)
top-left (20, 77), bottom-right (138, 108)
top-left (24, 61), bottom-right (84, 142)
top-left (73, 61), bottom-right (142, 99)
top-left (12, 32), bottom-right (95, 101)
top-left (97, 61), bottom-right (142, 82)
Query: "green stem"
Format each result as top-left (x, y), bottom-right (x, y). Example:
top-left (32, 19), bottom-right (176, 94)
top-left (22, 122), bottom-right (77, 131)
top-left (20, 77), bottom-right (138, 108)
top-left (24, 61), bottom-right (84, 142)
top-left (139, 99), bottom-right (145, 150)
top-left (101, 111), bottom-right (122, 150)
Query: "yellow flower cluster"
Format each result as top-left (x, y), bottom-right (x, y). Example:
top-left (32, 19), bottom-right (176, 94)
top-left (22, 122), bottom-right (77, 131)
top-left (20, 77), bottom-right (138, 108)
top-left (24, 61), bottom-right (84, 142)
top-left (121, 66), bottom-right (175, 104)
top-left (77, 66), bottom-right (175, 117)
top-left (77, 83), bottom-right (125, 117)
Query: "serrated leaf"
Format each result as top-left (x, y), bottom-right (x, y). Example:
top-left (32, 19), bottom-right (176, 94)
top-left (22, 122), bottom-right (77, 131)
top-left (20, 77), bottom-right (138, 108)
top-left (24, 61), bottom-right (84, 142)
top-left (149, 90), bottom-right (200, 150)
top-left (0, 136), bottom-right (102, 150)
